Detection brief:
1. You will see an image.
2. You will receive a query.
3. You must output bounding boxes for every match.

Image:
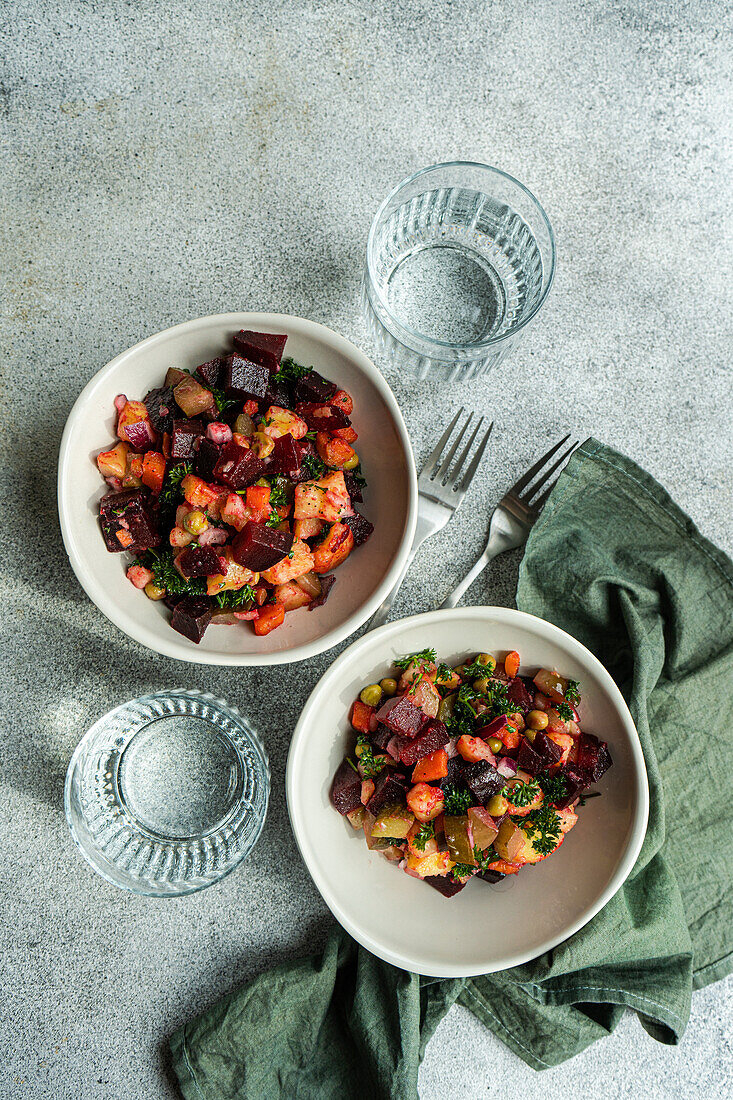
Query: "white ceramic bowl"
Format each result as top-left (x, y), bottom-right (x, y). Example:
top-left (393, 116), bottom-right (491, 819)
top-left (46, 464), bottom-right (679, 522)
top-left (58, 313), bottom-right (417, 665)
top-left (287, 607), bottom-right (649, 977)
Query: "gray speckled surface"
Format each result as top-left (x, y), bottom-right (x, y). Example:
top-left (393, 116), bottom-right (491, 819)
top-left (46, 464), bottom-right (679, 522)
top-left (2, 1), bottom-right (732, 1097)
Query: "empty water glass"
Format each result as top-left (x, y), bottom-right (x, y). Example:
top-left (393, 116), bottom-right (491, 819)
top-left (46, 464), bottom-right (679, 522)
top-left (364, 162), bottom-right (555, 381)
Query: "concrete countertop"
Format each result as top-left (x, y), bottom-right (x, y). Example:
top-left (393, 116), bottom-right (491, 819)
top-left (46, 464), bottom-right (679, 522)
top-left (2, 1), bottom-right (731, 1096)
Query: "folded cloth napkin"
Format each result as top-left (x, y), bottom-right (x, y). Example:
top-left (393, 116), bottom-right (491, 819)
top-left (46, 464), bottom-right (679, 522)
top-left (170, 439), bottom-right (733, 1099)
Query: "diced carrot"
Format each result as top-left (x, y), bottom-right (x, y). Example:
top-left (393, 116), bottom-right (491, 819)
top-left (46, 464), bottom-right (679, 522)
top-left (350, 699), bottom-right (375, 735)
top-left (315, 432), bottom-right (356, 470)
top-left (253, 604), bottom-right (285, 635)
top-left (331, 425), bottom-right (358, 443)
top-left (126, 564), bottom-right (154, 589)
top-left (115, 529), bottom-right (134, 548)
top-left (504, 650), bottom-right (520, 678)
top-left (501, 725), bottom-right (522, 752)
top-left (412, 748), bottom-right (448, 783)
top-left (142, 451), bottom-right (166, 495)
top-left (485, 859), bottom-right (520, 875)
top-left (245, 484), bottom-right (272, 523)
top-left (312, 523), bottom-right (354, 574)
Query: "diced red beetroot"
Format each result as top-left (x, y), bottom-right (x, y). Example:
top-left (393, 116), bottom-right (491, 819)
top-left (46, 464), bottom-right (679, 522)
top-left (193, 437), bottom-right (221, 481)
top-left (343, 471), bottom-right (363, 504)
top-left (375, 695), bottom-right (428, 738)
top-left (264, 376), bottom-right (291, 409)
top-left (222, 354), bottom-right (270, 401)
top-left (371, 724), bottom-right (393, 752)
top-left (343, 511), bottom-right (374, 547)
top-left (365, 771), bottom-right (410, 816)
top-left (171, 419), bottom-right (206, 461)
top-left (554, 765), bottom-right (591, 809)
top-left (206, 422), bottom-right (232, 445)
top-left (439, 755), bottom-right (469, 789)
top-left (231, 521), bottom-right (294, 571)
top-left (308, 573), bottom-right (335, 609)
top-left (122, 417), bottom-right (157, 452)
top-left (424, 873), bottom-right (467, 897)
top-left (330, 759), bottom-right (363, 816)
top-left (233, 330), bottom-right (287, 372)
top-left (477, 715), bottom-right (508, 740)
top-left (577, 733), bottom-right (612, 781)
top-left (292, 370), bottom-right (338, 404)
top-left (534, 730), bottom-right (564, 767)
top-left (507, 676), bottom-right (534, 713)
top-left (395, 719), bottom-right (448, 767)
top-left (386, 735), bottom-right (403, 762)
top-left (294, 402), bottom-right (351, 432)
top-left (476, 869), bottom-right (505, 884)
top-left (269, 434), bottom-right (302, 478)
top-left (464, 761), bottom-right (505, 805)
top-left (99, 489), bottom-right (160, 552)
top-left (213, 442), bottom-right (265, 489)
top-left (195, 357), bottom-right (223, 388)
top-left (516, 736), bottom-right (544, 776)
top-left (144, 386), bottom-right (175, 435)
top-left (177, 546), bottom-right (227, 579)
top-left (170, 597), bottom-right (213, 644)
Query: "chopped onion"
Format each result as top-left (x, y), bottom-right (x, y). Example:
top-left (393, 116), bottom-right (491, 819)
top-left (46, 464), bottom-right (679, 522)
top-left (497, 756), bottom-right (518, 778)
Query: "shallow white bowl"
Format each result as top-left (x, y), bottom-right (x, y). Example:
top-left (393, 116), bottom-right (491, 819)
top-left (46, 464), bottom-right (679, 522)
top-left (287, 607), bottom-right (649, 977)
top-left (58, 313), bottom-right (417, 665)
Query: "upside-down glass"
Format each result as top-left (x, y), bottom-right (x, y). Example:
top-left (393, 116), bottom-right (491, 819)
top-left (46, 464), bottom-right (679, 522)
top-left (65, 690), bottom-right (269, 896)
top-left (364, 162), bottom-right (555, 381)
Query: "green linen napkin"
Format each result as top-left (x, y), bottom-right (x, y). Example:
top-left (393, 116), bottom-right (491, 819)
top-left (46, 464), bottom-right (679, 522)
top-left (170, 439), bottom-right (733, 1099)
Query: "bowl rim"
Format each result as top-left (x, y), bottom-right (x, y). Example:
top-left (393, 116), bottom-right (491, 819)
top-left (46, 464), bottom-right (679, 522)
top-left (286, 606), bottom-right (650, 976)
top-left (57, 312), bottom-right (418, 666)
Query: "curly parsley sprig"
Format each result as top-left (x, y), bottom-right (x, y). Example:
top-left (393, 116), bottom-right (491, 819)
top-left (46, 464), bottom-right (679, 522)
top-left (394, 648), bottom-right (437, 670)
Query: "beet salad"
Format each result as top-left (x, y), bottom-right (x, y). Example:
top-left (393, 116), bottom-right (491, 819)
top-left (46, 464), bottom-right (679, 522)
top-left (95, 328), bottom-right (373, 643)
top-left (330, 648), bottom-right (612, 897)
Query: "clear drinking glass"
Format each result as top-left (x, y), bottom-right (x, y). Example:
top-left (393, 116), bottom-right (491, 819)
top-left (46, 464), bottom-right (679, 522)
top-left (65, 690), bottom-right (269, 896)
top-left (364, 162), bottom-right (555, 381)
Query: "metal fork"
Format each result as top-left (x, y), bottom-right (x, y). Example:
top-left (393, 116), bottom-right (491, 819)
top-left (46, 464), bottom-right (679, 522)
top-left (439, 435), bottom-right (579, 609)
top-left (369, 408), bottom-right (494, 629)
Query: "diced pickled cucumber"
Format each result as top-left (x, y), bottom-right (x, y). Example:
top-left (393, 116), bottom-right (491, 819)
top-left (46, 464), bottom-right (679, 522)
top-left (443, 814), bottom-right (477, 865)
top-left (493, 818), bottom-right (524, 862)
top-left (371, 803), bottom-right (415, 839)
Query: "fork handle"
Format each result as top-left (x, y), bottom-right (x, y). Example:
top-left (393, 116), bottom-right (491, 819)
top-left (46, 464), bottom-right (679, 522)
top-left (368, 546), bottom-right (419, 630)
top-left (439, 528), bottom-right (517, 609)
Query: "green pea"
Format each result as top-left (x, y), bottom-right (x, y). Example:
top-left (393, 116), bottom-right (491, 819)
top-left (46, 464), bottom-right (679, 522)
top-left (487, 794), bottom-right (508, 816)
top-left (487, 738), bottom-right (503, 754)
top-left (360, 684), bottom-right (383, 707)
top-left (379, 678), bottom-right (398, 697)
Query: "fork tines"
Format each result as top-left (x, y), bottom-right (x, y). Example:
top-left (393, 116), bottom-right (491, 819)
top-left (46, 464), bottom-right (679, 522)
top-left (509, 435), bottom-right (580, 510)
top-left (423, 407), bottom-right (494, 493)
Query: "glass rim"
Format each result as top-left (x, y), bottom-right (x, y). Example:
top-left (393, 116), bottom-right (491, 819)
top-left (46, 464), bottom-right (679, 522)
top-left (366, 160), bottom-right (556, 354)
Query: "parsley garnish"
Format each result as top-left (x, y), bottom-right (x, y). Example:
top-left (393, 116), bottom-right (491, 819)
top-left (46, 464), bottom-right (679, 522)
top-left (444, 683), bottom-right (481, 737)
top-left (578, 791), bottom-right (601, 806)
top-left (301, 452), bottom-right (326, 480)
top-left (461, 660), bottom-right (493, 681)
top-left (452, 863), bottom-right (477, 878)
top-left (214, 584), bottom-right (256, 609)
top-left (137, 548), bottom-right (206, 597)
top-left (394, 648), bottom-right (437, 670)
top-left (556, 702), bottom-right (574, 721)
top-left (349, 463), bottom-right (367, 489)
top-left (519, 805), bottom-right (562, 855)
top-left (442, 784), bottom-right (471, 815)
top-left (435, 663), bottom-right (454, 684)
top-left (537, 770), bottom-right (568, 804)
top-left (210, 386), bottom-right (237, 414)
top-left (265, 512), bottom-right (282, 528)
top-left (473, 845), bottom-right (499, 871)
top-left (267, 477), bottom-right (291, 506)
top-left (355, 735), bottom-right (386, 780)
top-left (565, 679), bottom-right (581, 704)
top-left (503, 778), bottom-right (540, 807)
top-left (272, 357), bottom-right (312, 384)
top-left (158, 462), bottom-right (191, 508)
top-left (412, 823), bottom-right (434, 852)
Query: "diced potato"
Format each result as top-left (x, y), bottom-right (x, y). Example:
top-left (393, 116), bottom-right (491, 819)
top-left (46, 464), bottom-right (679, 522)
top-left (260, 406), bottom-right (308, 440)
top-left (206, 548), bottom-right (258, 596)
top-left (404, 850), bottom-right (453, 878)
top-left (260, 539), bottom-right (315, 586)
top-left (97, 441), bottom-right (129, 479)
top-left (312, 523), bottom-right (354, 574)
top-left (293, 471), bottom-right (354, 523)
top-left (273, 581), bottom-right (312, 611)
